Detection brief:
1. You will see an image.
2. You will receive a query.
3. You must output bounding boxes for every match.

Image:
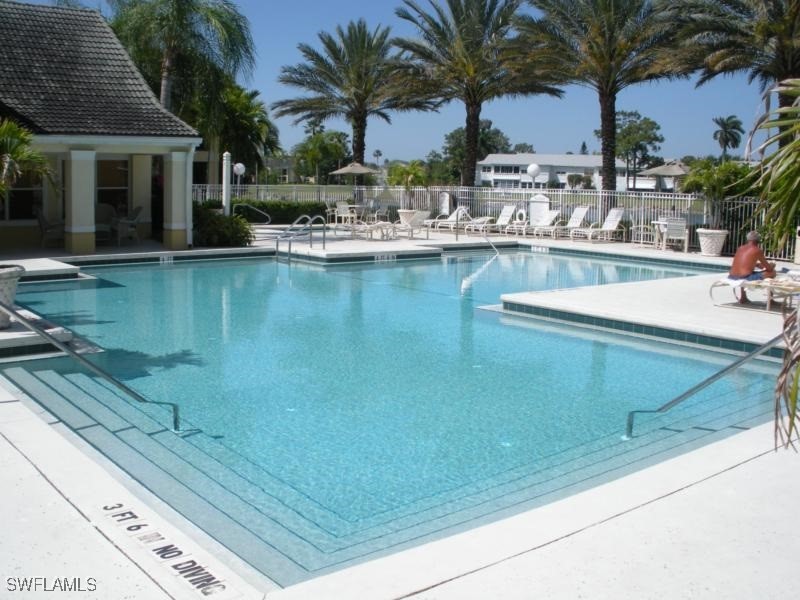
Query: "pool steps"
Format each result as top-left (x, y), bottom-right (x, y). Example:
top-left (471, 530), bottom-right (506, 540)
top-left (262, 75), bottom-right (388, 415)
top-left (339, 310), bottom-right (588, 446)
top-left (1, 366), bottom-right (771, 586)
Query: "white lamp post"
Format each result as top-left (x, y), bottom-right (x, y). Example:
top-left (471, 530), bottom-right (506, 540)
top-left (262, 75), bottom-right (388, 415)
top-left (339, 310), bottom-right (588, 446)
top-left (526, 163), bottom-right (541, 189)
top-left (233, 162), bottom-right (246, 186)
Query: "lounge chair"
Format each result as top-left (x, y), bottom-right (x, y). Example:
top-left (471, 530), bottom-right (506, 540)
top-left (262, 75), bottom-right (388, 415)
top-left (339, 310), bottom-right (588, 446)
top-left (393, 210), bottom-right (430, 239)
top-left (569, 207), bottom-right (626, 242)
top-left (533, 205), bottom-right (589, 238)
top-left (521, 209), bottom-right (560, 236)
top-left (504, 209), bottom-right (529, 236)
top-left (425, 206), bottom-right (471, 232)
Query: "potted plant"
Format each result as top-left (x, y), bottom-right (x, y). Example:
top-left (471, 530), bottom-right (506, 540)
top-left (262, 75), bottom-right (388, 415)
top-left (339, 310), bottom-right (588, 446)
top-left (682, 159), bottom-right (752, 256)
top-left (0, 264), bottom-right (25, 329)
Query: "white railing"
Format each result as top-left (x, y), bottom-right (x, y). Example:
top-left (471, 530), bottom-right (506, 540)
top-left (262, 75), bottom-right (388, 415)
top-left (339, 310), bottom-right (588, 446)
top-left (191, 184), bottom-right (795, 259)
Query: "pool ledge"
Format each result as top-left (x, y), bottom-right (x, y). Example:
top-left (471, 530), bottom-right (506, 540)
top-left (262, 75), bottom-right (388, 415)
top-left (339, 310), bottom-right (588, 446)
top-left (500, 272), bottom-right (783, 354)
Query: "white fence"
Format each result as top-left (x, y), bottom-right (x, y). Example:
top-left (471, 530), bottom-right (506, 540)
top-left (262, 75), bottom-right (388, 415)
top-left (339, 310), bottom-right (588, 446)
top-left (191, 184), bottom-right (793, 259)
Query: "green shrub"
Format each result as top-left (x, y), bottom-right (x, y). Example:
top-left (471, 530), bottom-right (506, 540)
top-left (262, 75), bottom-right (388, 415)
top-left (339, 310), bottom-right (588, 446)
top-left (193, 205), bottom-right (254, 247)
top-left (231, 199), bottom-right (326, 224)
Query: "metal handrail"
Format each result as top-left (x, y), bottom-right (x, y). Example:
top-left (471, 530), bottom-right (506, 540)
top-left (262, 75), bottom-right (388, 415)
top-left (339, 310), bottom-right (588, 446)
top-left (0, 300), bottom-right (181, 432)
top-left (232, 203), bottom-right (271, 224)
top-left (623, 333), bottom-right (783, 439)
top-left (275, 214), bottom-right (327, 258)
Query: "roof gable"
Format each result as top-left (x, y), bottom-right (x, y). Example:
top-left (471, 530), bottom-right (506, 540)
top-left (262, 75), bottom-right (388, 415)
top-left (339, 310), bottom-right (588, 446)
top-left (0, 0), bottom-right (197, 138)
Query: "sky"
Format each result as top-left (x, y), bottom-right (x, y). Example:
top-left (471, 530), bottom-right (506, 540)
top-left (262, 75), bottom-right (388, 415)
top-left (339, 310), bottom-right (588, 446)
top-left (45, 0), bottom-right (771, 162)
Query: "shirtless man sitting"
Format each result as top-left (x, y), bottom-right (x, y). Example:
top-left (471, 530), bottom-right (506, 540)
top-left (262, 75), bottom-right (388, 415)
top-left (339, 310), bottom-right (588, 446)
top-left (728, 231), bottom-right (776, 303)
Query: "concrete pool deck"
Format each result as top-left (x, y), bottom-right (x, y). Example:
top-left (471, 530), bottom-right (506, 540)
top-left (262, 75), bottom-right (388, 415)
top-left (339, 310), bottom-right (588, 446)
top-left (1, 232), bottom-right (798, 599)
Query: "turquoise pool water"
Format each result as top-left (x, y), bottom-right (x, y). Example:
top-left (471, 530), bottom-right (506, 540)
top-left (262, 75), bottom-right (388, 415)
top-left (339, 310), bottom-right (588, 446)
top-left (9, 251), bottom-right (776, 584)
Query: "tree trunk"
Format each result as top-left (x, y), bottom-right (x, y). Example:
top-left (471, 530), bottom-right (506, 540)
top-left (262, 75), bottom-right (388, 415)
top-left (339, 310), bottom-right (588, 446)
top-left (351, 113), bottom-right (367, 186)
top-left (160, 50), bottom-right (174, 111)
top-left (598, 90), bottom-right (617, 199)
top-left (462, 102), bottom-right (481, 187)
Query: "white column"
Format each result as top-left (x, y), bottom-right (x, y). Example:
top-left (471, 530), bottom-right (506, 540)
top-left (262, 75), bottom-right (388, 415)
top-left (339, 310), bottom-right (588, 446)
top-left (222, 151), bottom-right (231, 216)
top-left (65, 149), bottom-right (96, 254)
top-left (185, 145), bottom-right (195, 247)
top-left (163, 151), bottom-right (188, 250)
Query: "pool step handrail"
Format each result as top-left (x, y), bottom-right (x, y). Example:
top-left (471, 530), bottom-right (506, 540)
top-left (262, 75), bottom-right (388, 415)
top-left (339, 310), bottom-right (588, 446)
top-left (0, 300), bottom-right (182, 432)
top-left (275, 214), bottom-right (327, 259)
top-left (232, 203), bottom-right (271, 224)
top-left (624, 332), bottom-right (783, 439)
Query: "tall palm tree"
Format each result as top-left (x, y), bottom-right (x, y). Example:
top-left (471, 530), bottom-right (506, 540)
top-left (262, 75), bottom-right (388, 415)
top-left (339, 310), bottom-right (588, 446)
top-left (273, 19), bottom-right (430, 167)
top-left (108, 0), bottom-right (255, 111)
top-left (515, 0), bottom-right (685, 192)
top-left (394, 0), bottom-right (561, 186)
top-left (712, 115), bottom-right (744, 160)
top-left (0, 119), bottom-right (50, 196)
top-left (677, 1), bottom-right (800, 112)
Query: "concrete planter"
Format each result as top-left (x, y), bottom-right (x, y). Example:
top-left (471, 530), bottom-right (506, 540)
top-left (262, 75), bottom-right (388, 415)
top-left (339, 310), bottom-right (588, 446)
top-left (697, 229), bottom-right (729, 257)
top-left (0, 264), bottom-right (25, 329)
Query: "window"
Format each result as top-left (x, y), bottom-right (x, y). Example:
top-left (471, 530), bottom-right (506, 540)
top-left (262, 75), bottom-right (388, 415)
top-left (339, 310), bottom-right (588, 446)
top-left (481, 165), bottom-right (492, 173)
top-left (2, 171), bottom-right (43, 221)
top-left (97, 160), bottom-right (129, 216)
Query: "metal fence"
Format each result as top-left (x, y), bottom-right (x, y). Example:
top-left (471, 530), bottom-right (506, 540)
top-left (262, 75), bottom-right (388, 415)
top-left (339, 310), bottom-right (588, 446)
top-left (191, 184), bottom-right (794, 260)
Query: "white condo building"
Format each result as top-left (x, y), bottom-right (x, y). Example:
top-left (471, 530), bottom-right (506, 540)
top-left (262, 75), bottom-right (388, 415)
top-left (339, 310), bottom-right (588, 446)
top-left (477, 153), bottom-right (629, 190)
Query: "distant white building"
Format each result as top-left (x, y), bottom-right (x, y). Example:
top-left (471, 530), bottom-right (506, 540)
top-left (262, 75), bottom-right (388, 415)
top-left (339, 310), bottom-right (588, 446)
top-left (477, 153), bottom-right (629, 190)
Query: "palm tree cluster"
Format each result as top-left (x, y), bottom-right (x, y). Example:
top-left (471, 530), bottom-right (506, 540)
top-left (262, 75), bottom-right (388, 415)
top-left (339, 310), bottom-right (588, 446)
top-left (273, 0), bottom-right (798, 192)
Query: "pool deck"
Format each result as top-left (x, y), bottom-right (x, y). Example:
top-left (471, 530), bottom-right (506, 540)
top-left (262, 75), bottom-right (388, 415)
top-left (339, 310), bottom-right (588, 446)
top-left (1, 232), bottom-right (798, 599)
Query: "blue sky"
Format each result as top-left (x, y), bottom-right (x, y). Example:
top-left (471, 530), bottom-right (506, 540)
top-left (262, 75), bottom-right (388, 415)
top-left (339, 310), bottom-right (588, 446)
top-left (53, 0), bottom-right (770, 161)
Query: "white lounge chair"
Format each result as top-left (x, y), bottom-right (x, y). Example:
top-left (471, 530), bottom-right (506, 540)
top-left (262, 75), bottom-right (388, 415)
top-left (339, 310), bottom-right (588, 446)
top-left (425, 206), bottom-right (472, 232)
top-left (464, 215), bottom-right (495, 235)
top-left (569, 207), bottom-right (626, 241)
top-left (394, 210), bottom-right (430, 239)
top-left (522, 209), bottom-right (560, 236)
top-left (504, 209), bottom-right (529, 236)
top-left (533, 205), bottom-right (589, 238)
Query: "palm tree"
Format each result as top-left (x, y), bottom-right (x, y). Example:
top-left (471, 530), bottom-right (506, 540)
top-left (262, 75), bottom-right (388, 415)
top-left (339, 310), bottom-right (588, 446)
top-left (746, 79), bottom-right (800, 447)
top-left (372, 149), bottom-right (383, 165)
top-left (0, 119), bottom-right (50, 196)
top-left (712, 115), bottom-right (744, 160)
top-left (677, 1), bottom-right (800, 113)
top-left (108, 0), bottom-right (255, 112)
top-left (203, 84), bottom-right (280, 173)
top-left (515, 0), bottom-right (685, 192)
top-left (394, 0), bottom-right (561, 187)
top-left (273, 19), bottom-right (430, 167)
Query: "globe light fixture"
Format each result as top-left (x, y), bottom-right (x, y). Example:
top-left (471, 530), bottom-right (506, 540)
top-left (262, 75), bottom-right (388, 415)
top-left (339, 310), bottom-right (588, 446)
top-left (526, 163), bottom-right (541, 189)
top-left (233, 162), bottom-right (246, 186)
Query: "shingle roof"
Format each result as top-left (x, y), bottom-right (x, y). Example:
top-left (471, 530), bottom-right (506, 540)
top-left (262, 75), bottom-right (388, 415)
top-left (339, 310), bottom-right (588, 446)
top-left (0, 0), bottom-right (197, 137)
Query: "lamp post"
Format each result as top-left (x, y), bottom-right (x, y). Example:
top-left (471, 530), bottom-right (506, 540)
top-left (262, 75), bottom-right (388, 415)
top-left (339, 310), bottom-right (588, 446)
top-left (526, 163), bottom-right (541, 189)
top-left (233, 162), bottom-right (245, 186)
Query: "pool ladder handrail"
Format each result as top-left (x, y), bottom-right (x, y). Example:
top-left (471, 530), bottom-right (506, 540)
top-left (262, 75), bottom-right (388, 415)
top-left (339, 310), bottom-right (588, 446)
top-left (0, 300), bottom-right (182, 432)
top-left (275, 214), bottom-right (327, 259)
top-left (623, 332), bottom-right (783, 439)
top-left (232, 203), bottom-right (272, 224)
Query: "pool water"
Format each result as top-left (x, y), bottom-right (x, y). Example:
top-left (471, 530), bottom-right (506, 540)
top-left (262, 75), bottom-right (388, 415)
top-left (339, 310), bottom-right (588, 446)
top-left (9, 251), bottom-right (776, 583)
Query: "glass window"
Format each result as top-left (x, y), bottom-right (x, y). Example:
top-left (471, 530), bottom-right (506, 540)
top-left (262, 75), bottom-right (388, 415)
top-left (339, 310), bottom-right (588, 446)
top-left (97, 160), bottom-right (129, 215)
top-left (2, 171), bottom-right (43, 221)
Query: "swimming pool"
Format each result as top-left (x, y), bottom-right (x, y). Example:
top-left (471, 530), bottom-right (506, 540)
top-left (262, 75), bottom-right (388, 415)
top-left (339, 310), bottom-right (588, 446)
top-left (5, 251), bottom-right (776, 585)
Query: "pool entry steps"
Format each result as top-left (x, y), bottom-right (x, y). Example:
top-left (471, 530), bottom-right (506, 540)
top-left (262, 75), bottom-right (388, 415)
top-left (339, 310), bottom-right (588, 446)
top-left (1, 364), bottom-right (772, 587)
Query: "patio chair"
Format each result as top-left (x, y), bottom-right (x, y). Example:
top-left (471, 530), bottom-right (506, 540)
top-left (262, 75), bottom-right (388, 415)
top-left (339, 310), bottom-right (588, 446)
top-left (485, 205), bottom-right (517, 234)
top-left (533, 205), bottom-right (589, 238)
top-left (113, 205), bottom-right (143, 245)
top-left (661, 217), bottom-right (688, 252)
top-left (95, 203), bottom-right (117, 243)
top-left (630, 224), bottom-right (656, 246)
top-left (35, 209), bottom-right (64, 248)
top-left (335, 201), bottom-right (356, 225)
top-left (569, 207), bottom-right (626, 242)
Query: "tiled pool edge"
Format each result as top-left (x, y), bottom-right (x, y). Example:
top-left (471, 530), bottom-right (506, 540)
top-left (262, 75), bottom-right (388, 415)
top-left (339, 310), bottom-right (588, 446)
top-left (502, 300), bottom-right (784, 359)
